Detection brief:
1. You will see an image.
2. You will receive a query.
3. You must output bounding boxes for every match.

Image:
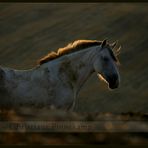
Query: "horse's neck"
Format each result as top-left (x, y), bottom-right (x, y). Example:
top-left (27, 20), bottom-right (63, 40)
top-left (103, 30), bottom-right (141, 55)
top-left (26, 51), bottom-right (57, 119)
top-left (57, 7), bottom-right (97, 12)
top-left (58, 47), bottom-right (96, 95)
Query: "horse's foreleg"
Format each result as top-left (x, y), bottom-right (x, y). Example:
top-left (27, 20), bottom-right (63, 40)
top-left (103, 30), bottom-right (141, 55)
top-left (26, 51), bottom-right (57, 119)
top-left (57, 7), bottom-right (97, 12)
top-left (69, 100), bottom-right (75, 111)
top-left (68, 92), bottom-right (77, 111)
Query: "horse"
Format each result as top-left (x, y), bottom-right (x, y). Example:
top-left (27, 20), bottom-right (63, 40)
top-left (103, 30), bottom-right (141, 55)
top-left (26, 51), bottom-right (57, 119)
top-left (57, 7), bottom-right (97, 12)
top-left (0, 39), bottom-right (121, 110)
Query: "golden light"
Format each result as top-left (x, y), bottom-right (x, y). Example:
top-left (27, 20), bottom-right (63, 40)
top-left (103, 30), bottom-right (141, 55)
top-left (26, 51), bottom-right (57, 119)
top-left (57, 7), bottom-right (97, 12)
top-left (98, 74), bottom-right (108, 84)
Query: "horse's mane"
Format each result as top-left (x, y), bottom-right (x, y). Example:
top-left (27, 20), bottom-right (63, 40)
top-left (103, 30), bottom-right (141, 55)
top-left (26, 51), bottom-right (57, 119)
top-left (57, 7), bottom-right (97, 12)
top-left (38, 40), bottom-right (102, 65)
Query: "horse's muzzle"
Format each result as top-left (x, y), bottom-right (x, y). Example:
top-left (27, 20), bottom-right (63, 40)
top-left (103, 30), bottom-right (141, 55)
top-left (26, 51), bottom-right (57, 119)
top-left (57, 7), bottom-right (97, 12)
top-left (109, 82), bottom-right (119, 89)
top-left (107, 74), bottom-right (119, 89)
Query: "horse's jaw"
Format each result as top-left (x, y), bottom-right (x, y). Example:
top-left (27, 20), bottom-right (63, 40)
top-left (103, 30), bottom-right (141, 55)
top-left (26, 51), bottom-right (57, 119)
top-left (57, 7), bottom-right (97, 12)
top-left (98, 74), bottom-right (108, 84)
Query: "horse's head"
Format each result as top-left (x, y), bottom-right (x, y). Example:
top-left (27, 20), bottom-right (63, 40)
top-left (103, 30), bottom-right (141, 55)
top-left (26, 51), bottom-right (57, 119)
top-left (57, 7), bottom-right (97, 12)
top-left (93, 39), bottom-right (121, 89)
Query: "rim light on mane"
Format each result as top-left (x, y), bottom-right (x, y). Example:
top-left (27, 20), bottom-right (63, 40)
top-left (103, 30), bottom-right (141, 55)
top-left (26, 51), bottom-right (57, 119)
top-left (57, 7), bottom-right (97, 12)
top-left (39, 40), bottom-right (102, 65)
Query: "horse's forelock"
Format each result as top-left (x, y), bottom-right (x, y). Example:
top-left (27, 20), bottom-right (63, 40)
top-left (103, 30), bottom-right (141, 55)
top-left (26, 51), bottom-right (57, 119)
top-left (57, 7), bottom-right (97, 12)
top-left (101, 43), bottom-right (120, 63)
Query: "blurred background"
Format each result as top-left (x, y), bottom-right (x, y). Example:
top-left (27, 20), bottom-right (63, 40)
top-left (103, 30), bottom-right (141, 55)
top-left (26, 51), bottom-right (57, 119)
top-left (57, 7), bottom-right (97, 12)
top-left (0, 3), bottom-right (148, 145)
top-left (0, 3), bottom-right (147, 113)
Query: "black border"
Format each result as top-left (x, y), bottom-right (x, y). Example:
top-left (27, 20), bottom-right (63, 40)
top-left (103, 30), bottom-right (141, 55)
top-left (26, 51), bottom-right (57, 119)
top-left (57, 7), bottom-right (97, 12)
top-left (1, 144), bottom-right (148, 148)
top-left (0, 0), bottom-right (148, 3)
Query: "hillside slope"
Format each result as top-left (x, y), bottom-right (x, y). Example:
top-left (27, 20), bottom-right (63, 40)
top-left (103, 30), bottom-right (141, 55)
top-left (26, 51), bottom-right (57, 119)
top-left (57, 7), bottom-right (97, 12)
top-left (0, 3), bottom-right (147, 112)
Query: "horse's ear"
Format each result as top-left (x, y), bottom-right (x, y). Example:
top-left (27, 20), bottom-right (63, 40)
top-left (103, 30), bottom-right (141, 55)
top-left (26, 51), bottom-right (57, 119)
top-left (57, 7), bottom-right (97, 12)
top-left (110, 41), bottom-right (118, 49)
top-left (101, 39), bottom-right (107, 48)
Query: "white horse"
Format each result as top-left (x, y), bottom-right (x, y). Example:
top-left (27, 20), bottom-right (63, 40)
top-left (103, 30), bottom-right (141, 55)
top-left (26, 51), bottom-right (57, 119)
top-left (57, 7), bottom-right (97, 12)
top-left (0, 39), bottom-right (121, 110)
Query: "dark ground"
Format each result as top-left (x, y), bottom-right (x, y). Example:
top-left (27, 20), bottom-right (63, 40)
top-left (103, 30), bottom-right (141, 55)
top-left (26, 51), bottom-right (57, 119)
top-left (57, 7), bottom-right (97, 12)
top-left (0, 3), bottom-right (148, 144)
